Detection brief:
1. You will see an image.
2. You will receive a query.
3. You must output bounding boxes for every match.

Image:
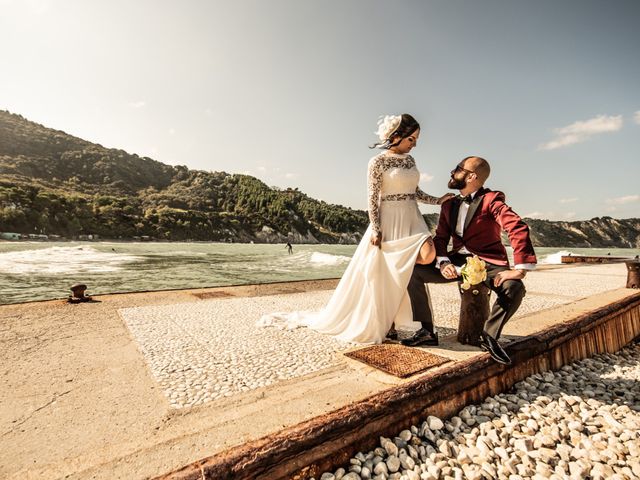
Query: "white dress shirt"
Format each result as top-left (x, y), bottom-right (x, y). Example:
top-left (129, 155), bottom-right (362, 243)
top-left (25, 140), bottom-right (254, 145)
top-left (454, 191), bottom-right (476, 255)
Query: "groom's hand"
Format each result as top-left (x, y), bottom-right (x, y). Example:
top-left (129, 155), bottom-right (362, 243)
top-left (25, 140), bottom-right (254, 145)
top-left (440, 262), bottom-right (458, 279)
top-left (494, 269), bottom-right (526, 287)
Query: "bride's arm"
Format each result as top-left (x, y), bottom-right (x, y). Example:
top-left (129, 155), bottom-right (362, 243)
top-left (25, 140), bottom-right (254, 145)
top-left (367, 157), bottom-right (382, 241)
top-left (415, 187), bottom-right (440, 205)
top-left (416, 187), bottom-right (455, 205)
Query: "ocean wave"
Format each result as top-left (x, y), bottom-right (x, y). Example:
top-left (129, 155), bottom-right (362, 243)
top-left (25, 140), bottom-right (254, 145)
top-left (309, 252), bottom-right (351, 267)
top-left (539, 250), bottom-right (575, 265)
top-left (156, 250), bottom-right (209, 256)
top-left (0, 246), bottom-right (143, 275)
top-left (210, 251), bottom-right (352, 271)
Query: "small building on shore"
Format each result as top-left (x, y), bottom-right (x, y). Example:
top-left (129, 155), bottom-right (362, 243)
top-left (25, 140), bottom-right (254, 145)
top-left (28, 234), bottom-right (49, 240)
top-left (0, 232), bottom-right (21, 240)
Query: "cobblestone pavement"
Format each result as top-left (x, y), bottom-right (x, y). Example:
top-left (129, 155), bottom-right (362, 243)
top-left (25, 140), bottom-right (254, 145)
top-left (119, 264), bottom-right (628, 408)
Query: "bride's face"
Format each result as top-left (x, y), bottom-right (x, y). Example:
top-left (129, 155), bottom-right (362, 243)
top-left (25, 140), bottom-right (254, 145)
top-left (390, 129), bottom-right (420, 154)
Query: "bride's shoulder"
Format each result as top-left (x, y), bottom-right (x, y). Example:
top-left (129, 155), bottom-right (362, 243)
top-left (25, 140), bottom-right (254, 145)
top-left (368, 151), bottom-right (387, 167)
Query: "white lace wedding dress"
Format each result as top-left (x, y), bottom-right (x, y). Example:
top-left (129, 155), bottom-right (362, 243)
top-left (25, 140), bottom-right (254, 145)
top-left (258, 152), bottom-right (439, 344)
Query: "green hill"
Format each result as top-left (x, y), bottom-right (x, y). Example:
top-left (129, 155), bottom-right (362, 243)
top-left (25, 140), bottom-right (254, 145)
top-left (0, 110), bottom-right (638, 247)
top-left (0, 110), bottom-right (371, 243)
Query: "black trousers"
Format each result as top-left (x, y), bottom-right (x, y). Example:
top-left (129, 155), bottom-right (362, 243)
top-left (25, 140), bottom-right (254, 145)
top-left (407, 253), bottom-right (526, 339)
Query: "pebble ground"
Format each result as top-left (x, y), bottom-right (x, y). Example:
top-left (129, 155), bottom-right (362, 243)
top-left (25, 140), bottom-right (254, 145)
top-left (316, 342), bottom-right (640, 480)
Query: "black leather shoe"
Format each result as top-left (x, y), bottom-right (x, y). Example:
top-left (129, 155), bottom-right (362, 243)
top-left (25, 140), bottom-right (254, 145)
top-left (386, 328), bottom-right (399, 341)
top-left (401, 328), bottom-right (438, 347)
top-left (479, 333), bottom-right (511, 365)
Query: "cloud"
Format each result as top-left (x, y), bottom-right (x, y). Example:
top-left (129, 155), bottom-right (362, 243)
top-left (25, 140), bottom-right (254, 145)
top-left (606, 195), bottom-right (640, 205)
top-left (284, 173), bottom-right (298, 179)
top-left (128, 101), bottom-right (146, 109)
top-left (634, 111), bottom-right (640, 125)
top-left (539, 114), bottom-right (623, 150)
top-left (257, 166), bottom-right (267, 172)
top-left (559, 197), bottom-right (578, 204)
top-left (526, 210), bottom-right (578, 220)
top-left (420, 173), bottom-right (434, 183)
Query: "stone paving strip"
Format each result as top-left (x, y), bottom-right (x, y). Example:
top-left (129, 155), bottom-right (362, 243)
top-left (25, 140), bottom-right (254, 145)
top-left (121, 291), bottom-right (347, 408)
top-left (119, 264), bottom-right (626, 409)
top-left (315, 342), bottom-right (640, 480)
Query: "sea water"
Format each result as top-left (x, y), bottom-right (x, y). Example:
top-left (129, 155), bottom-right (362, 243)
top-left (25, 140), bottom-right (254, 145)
top-left (0, 241), bottom-right (638, 305)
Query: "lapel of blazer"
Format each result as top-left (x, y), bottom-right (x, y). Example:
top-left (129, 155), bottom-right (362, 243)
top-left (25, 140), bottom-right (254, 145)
top-left (450, 197), bottom-right (461, 237)
top-left (463, 188), bottom-right (486, 232)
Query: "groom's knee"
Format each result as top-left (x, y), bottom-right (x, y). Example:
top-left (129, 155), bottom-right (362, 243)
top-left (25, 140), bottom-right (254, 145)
top-left (501, 279), bottom-right (526, 302)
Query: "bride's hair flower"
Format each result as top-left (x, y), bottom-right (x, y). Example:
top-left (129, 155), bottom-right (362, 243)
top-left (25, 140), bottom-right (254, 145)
top-left (375, 115), bottom-right (402, 142)
top-left (460, 255), bottom-right (487, 290)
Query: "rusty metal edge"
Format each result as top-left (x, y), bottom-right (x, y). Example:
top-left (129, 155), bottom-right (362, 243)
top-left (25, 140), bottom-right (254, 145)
top-left (560, 255), bottom-right (632, 264)
top-left (157, 291), bottom-right (640, 480)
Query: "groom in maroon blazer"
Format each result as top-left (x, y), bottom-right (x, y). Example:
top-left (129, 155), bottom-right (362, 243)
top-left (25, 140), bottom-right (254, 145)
top-left (402, 156), bottom-right (537, 365)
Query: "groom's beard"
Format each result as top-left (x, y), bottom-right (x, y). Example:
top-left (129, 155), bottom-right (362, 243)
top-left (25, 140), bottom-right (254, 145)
top-left (448, 176), bottom-right (466, 190)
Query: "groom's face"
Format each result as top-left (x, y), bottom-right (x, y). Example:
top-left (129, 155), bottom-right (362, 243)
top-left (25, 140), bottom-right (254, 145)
top-left (448, 162), bottom-right (471, 190)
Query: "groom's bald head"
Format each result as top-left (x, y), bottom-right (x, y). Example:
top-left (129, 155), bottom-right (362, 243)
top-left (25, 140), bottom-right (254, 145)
top-left (463, 156), bottom-right (491, 184)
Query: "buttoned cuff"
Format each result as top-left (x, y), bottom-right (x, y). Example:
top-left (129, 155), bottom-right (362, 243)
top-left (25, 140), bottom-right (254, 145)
top-left (436, 256), bottom-right (451, 269)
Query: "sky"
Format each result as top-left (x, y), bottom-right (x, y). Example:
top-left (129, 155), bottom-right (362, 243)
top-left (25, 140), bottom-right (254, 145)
top-left (1, 0), bottom-right (639, 221)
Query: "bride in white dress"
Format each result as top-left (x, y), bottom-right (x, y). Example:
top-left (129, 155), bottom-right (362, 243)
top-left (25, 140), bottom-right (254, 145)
top-left (258, 114), bottom-right (452, 344)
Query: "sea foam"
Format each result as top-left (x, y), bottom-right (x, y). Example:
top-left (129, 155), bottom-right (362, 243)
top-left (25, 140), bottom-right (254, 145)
top-left (539, 250), bottom-right (575, 265)
top-left (0, 246), bottom-right (142, 275)
top-left (309, 252), bottom-right (351, 267)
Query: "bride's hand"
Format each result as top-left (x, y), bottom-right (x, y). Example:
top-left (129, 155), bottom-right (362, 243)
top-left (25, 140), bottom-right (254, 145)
top-left (371, 231), bottom-right (382, 248)
top-left (437, 193), bottom-right (456, 205)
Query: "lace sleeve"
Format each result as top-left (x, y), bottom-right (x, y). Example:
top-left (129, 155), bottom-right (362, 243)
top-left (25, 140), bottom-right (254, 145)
top-left (415, 187), bottom-right (439, 205)
top-left (367, 157), bottom-right (383, 235)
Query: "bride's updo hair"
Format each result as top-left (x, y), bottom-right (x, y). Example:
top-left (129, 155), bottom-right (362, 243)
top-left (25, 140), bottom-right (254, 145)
top-left (371, 113), bottom-right (421, 149)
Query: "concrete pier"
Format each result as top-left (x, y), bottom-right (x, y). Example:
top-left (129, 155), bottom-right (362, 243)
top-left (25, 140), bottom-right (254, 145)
top-left (0, 263), bottom-right (637, 480)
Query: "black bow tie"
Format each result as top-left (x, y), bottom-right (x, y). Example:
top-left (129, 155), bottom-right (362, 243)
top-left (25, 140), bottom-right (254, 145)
top-left (459, 194), bottom-right (473, 204)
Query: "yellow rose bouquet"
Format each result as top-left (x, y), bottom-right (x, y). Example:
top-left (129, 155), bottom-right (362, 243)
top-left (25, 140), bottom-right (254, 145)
top-left (460, 255), bottom-right (487, 290)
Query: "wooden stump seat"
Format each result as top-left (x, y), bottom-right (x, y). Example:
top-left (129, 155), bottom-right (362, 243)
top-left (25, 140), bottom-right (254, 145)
top-left (457, 282), bottom-right (490, 346)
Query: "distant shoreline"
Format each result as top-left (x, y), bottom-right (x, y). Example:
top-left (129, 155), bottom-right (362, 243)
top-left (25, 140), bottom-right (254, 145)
top-left (0, 238), bottom-right (330, 245)
top-left (2, 238), bottom-right (640, 250)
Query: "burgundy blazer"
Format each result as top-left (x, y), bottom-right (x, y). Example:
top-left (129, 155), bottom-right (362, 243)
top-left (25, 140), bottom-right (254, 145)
top-left (434, 188), bottom-right (537, 266)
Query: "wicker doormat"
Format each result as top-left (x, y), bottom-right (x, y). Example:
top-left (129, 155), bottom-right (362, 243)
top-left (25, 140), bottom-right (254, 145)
top-left (344, 344), bottom-right (451, 378)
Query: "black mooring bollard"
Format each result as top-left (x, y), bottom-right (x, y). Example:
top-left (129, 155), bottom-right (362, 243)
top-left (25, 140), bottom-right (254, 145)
top-left (68, 283), bottom-right (92, 303)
